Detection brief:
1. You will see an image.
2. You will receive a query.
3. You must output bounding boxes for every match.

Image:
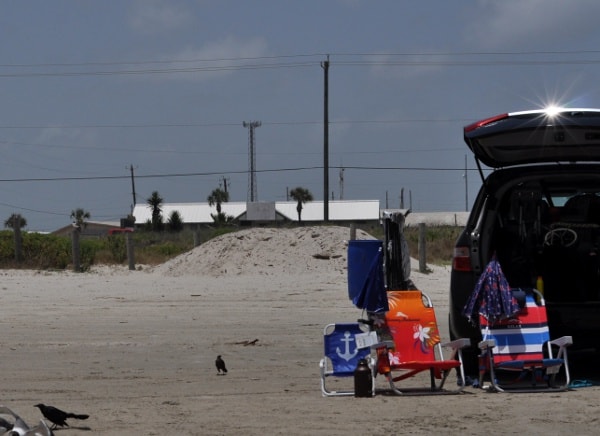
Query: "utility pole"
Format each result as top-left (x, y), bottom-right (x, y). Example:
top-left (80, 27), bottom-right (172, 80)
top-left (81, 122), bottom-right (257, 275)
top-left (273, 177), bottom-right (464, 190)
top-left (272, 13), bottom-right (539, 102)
top-left (400, 187), bottom-right (404, 209)
top-left (339, 167), bottom-right (344, 200)
top-left (243, 121), bottom-right (261, 202)
top-left (129, 164), bottom-right (137, 213)
top-left (220, 175), bottom-right (230, 194)
top-left (321, 55), bottom-right (330, 222)
top-left (464, 154), bottom-right (469, 211)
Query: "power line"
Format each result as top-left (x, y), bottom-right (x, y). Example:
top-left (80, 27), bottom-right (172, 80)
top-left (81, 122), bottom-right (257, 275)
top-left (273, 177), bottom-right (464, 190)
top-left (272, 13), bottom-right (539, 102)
top-left (0, 136), bottom-right (463, 156)
top-left (0, 200), bottom-right (66, 216)
top-left (2, 49), bottom-right (600, 78)
top-left (333, 49), bottom-right (600, 57)
top-left (336, 59), bottom-right (600, 67)
top-left (0, 118), bottom-right (471, 131)
top-left (0, 53), bottom-right (327, 69)
top-left (2, 49), bottom-right (600, 69)
top-left (0, 162), bottom-right (483, 222)
top-left (0, 164), bottom-right (478, 184)
top-left (0, 61), bottom-right (318, 78)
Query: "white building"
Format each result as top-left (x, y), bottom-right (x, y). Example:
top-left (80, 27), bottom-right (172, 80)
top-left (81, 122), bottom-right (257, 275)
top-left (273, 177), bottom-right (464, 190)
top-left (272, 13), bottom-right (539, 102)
top-left (132, 200), bottom-right (381, 226)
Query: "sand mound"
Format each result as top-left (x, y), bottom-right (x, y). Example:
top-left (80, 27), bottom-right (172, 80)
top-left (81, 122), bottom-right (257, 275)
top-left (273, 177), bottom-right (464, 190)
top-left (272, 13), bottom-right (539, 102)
top-left (153, 226), bottom-right (376, 277)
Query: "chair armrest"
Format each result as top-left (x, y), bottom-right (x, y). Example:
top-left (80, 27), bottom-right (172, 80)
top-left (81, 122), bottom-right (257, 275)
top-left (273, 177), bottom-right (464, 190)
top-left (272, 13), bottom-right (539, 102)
top-left (372, 340), bottom-right (395, 349)
top-left (441, 338), bottom-right (471, 349)
top-left (549, 336), bottom-right (573, 347)
top-left (478, 339), bottom-right (496, 350)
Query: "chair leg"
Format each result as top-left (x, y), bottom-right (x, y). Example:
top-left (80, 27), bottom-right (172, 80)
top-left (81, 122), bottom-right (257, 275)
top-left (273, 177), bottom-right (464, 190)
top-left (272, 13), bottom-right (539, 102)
top-left (437, 370), bottom-right (451, 391)
top-left (385, 372), bottom-right (405, 395)
top-left (484, 351), bottom-right (504, 392)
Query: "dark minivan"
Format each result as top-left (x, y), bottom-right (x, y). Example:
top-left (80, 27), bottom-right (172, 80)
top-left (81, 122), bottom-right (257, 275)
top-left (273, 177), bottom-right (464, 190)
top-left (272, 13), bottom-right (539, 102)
top-left (449, 108), bottom-right (600, 371)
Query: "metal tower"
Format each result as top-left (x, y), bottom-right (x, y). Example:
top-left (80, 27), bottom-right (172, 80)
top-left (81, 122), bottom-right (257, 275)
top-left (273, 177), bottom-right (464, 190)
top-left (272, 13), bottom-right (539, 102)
top-left (243, 120), bottom-right (261, 202)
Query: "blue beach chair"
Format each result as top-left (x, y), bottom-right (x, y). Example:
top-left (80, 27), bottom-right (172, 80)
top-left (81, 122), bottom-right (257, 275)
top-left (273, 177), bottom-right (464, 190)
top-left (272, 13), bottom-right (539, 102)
top-left (319, 323), bottom-right (375, 396)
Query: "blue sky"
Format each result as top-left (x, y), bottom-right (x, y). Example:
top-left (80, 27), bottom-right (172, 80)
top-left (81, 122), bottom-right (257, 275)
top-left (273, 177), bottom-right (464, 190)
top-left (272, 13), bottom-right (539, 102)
top-left (3, 0), bottom-right (600, 231)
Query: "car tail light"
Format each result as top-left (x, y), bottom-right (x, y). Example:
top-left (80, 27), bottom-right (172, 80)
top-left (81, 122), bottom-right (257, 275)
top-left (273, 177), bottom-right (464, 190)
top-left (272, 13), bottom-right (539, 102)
top-left (452, 246), bottom-right (472, 272)
top-left (464, 113), bottom-right (509, 133)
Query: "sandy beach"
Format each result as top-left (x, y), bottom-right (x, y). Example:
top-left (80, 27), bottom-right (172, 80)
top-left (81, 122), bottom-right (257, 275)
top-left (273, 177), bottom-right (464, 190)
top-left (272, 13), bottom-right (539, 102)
top-left (1, 226), bottom-right (599, 435)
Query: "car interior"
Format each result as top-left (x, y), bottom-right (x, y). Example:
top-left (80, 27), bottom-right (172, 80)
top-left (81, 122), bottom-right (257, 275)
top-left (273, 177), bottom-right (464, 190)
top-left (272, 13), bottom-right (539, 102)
top-left (490, 179), bottom-right (600, 304)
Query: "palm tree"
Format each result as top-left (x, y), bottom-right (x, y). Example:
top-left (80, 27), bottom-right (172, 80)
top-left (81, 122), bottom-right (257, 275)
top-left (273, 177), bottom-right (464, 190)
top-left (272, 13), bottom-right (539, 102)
top-left (208, 187), bottom-right (230, 225)
top-left (167, 210), bottom-right (184, 232)
top-left (146, 191), bottom-right (164, 231)
top-left (4, 213), bottom-right (26, 262)
top-left (289, 187), bottom-right (313, 222)
top-left (207, 188), bottom-right (229, 214)
top-left (4, 213), bottom-right (27, 230)
top-left (70, 208), bottom-right (90, 272)
top-left (70, 208), bottom-right (91, 229)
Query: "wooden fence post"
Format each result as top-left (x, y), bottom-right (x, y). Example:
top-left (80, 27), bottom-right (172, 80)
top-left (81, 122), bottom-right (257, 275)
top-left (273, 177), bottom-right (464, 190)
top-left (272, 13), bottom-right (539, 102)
top-left (72, 227), bottom-right (81, 272)
top-left (126, 232), bottom-right (135, 271)
top-left (14, 225), bottom-right (22, 262)
top-left (418, 222), bottom-right (427, 273)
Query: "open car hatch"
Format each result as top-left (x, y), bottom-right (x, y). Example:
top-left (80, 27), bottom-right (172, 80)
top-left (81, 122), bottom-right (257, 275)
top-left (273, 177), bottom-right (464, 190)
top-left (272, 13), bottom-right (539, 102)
top-left (464, 108), bottom-right (600, 169)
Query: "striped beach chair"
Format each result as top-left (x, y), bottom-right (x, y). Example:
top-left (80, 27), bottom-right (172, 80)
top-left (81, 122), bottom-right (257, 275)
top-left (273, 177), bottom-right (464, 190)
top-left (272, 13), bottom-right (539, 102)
top-left (478, 288), bottom-right (572, 392)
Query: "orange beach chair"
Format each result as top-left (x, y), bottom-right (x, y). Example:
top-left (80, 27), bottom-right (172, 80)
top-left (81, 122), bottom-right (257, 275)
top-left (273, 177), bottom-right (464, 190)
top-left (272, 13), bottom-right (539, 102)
top-left (374, 290), bottom-right (470, 395)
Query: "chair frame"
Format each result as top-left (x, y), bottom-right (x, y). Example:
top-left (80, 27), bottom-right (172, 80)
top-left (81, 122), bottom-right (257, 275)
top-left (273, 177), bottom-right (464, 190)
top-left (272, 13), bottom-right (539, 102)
top-left (372, 290), bottom-right (471, 395)
top-left (319, 323), bottom-right (376, 397)
top-left (478, 288), bottom-right (572, 393)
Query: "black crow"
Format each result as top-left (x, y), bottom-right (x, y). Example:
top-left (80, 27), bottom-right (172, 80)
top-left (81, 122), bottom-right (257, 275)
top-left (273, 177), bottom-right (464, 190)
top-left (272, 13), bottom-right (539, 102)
top-left (34, 403), bottom-right (89, 430)
top-left (215, 355), bottom-right (228, 374)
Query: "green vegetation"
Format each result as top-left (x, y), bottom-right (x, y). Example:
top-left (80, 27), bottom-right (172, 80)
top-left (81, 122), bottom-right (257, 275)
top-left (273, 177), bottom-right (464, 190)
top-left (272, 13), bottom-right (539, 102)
top-left (403, 225), bottom-right (462, 265)
top-left (0, 231), bottom-right (73, 269)
top-left (0, 228), bottom-right (209, 269)
top-left (361, 224), bottom-right (461, 266)
top-left (0, 224), bottom-right (462, 270)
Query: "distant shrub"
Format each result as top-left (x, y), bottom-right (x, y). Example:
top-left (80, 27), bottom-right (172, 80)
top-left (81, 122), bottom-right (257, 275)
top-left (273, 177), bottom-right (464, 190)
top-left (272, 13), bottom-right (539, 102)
top-left (0, 224), bottom-right (463, 270)
top-left (107, 234), bottom-right (127, 263)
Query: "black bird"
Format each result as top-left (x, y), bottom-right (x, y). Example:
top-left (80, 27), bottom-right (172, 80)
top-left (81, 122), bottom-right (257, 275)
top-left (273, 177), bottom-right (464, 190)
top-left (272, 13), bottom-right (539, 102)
top-left (215, 355), bottom-right (228, 375)
top-left (34, 403), bottom-right (89, 430)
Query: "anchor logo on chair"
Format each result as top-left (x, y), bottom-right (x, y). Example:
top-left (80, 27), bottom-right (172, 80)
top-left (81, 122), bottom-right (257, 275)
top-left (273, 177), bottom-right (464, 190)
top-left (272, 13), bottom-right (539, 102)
top-left (336, 331), bottom-right (359, 361)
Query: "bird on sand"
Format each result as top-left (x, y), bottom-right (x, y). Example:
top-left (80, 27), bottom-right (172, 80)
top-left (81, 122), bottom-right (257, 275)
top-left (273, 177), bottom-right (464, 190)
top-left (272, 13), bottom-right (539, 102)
top-left (34, 404), bottom-right (89, 430)
top-left (215, 355), bottom-right (228, 375)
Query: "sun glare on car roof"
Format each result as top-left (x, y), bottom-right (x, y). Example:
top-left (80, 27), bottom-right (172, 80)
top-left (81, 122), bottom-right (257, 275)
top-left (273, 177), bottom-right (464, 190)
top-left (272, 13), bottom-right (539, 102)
top-left (544, 106), bottom-right (563, 117)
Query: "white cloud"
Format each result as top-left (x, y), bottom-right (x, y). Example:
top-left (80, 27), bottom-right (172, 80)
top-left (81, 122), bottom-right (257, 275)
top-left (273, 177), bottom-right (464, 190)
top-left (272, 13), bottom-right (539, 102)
top-left (161, 36), bottom-right (270, 81)
top-left (130, 0), bottom-right (193, 34)
top-left (467, 0), bottom-right (600, 48)
top-left (35, 126), bottom-right (97, 147)
top-left (367, 52), bottom-right (447, 79)
top-left (179, 36), bottom-right (268, 62)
